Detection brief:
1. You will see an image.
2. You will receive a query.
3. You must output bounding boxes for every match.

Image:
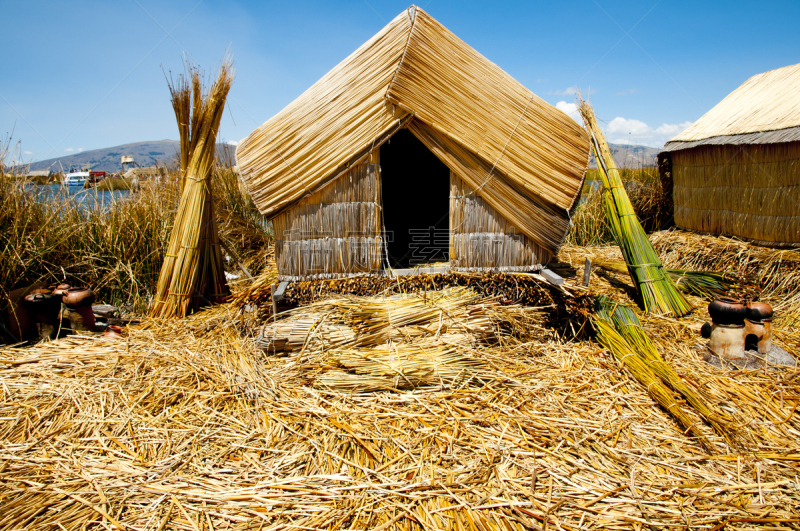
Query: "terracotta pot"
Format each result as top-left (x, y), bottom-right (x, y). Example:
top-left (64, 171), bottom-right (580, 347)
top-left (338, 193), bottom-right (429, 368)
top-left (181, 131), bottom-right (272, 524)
top-left (708, 297), bottom-right (747, 325)
top-left (52, 283), bottom-right (71, 296)
top-left (28, 288), bottom-right (52, 296)
top-left (709, 323), bottom-right (746, 360)
top-left (104, 325), bottom-right (123, 339)
top-left (22, 293), bottom-right (62, 324)
top-left (62, 288), bottom-right (95, 308)
top-left (5, 287), bottom-right (37, 341)
top-left (746, 301), bottom-right (773, 323)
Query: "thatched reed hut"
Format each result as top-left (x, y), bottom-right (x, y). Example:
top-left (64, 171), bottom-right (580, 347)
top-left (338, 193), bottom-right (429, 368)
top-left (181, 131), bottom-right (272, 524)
top-left (661, 62), bottom-right (800, 247)
top-left (236, 6), bottom-right (590, 280)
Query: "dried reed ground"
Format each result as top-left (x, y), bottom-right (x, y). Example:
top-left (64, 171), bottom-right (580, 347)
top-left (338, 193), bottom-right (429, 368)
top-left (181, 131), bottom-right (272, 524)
top-left (2, 230), bottom-right (800, 530)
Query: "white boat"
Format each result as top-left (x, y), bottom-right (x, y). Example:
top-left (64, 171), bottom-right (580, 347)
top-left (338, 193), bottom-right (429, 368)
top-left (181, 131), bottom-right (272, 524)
top-left (64, 171), bottom-right (89, 186)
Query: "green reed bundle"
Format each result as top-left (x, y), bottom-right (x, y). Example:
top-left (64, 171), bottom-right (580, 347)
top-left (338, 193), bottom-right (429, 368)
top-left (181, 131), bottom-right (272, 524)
top-left (592, 303), bottom-right (712, 450)
top-left (580, 99), bottom-right (692, 317)
top-left (596, 296), bottom-right (742, 445)
top-left (150, 60), bottom-right (233, 318)
top-left (595, 259), bottom-right (736, 300)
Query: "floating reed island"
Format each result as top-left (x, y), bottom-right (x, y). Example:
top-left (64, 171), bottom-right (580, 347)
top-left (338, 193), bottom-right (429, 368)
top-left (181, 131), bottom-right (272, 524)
top-left (3, 7), bottom-right (800, 531)
top-left (2, 245), bottom-right (800, 529)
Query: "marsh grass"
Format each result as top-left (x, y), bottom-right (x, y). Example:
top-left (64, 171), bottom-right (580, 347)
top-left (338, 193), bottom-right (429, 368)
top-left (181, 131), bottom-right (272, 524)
top-left (566, 166), bottom-right (669, 246)
top-left (0, 163), bottom-right (271, 316)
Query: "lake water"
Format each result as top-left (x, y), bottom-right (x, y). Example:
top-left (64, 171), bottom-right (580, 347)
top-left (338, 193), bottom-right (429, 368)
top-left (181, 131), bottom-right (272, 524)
top-left (25, 184), bottom-right (131, 208)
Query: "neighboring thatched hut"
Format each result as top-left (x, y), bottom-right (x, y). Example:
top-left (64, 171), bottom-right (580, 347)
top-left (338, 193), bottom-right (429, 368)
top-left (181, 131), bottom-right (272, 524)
top-left (236, 6), bottom-right (590, 281)
top-left (661, 62), bottom-right (800, 246)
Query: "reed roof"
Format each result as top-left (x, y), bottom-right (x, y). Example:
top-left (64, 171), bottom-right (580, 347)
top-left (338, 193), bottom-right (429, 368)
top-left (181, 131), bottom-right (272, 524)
top-left (236, 6), bottom-right (589, 241)
top-left (665, 62), bottom-right (800, 149)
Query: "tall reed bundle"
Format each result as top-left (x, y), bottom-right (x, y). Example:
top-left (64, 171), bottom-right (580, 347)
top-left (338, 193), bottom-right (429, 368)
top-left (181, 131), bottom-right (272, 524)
top-left (596, 296), bottom-right (743, 445)
top-left (579, 99), bottom-right (692, 316)
top-left (592, 303), bottom-right (713, 450)
top-left (150, 60), bottom-right (233, 318)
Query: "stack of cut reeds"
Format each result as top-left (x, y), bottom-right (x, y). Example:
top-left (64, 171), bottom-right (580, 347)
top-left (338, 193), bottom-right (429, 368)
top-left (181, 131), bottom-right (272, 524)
top-left (580, 99), bottom-right (692, 317)
top-left (150, 60), bottom-right (233, 318)
top-left (256, 287), bottom-right (543, 390)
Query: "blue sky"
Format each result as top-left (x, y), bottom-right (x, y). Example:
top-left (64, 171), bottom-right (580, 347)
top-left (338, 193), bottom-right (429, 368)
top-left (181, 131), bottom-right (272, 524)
top-left (2, 0), bottom-right (799, 163)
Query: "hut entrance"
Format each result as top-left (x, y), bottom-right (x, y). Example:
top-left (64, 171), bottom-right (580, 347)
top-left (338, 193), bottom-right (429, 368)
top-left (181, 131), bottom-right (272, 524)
top-left (380, 129), bottom-right (450, 269)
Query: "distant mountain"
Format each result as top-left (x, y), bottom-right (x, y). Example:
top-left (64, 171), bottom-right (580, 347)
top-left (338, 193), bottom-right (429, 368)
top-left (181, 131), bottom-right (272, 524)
top-left (589, 143), bottom-right (661, 169)
top-left (27, 138), bottom-right (660, 174)
top-left (28, 140), bottom-right (239, 173)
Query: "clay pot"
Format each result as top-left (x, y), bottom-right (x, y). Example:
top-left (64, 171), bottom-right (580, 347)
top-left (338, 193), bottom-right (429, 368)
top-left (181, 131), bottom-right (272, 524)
top-left (22, 293), bottom-right (62, 324)
top-left (709, 322), bottom-right (746, 360)
top-left (104, 325), bottom-right (124, 339)
top-left (708, 297), bottom-right (747, 325)
top-left (746, 301), bottom-right (773, 323)
top-left (5, 287), bottom-right (37, 341)
top-left (62, 288), bottom-right (95, 308)
top-left (52, 283), bottom-right (71, 296)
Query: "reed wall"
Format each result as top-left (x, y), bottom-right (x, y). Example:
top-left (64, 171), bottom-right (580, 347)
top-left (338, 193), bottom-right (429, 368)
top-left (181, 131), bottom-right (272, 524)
top-left (672, 142), bottom-right (800, 246)
top-left (449, 173), bottom-right (550, 271)
top-left (272, 155), bottom-right (383, 280)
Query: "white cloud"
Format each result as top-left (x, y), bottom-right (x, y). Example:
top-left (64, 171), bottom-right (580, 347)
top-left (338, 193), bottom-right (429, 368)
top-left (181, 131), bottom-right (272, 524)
top-left (556, 101), bottom-right (582, 124)
top-left (226, 140), bottom-right (239, 146)
top-left (23, 150), bottom-right (33, 155)
top-left (549, 86), bottom-right (597, 96)
top-left (615, 88), bottom-right (638, 96)
top-left (77, 148), bottom-right (84, 152)
top-left (605, 117), bottom-right (692, 148)
top-left (64, 148), bottom-right (74, 152)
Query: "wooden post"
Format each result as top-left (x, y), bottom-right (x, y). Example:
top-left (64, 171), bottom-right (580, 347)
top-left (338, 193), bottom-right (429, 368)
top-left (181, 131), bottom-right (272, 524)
top-left (583, 258), bottom-right (592, 287)
top-left (270, 284), bottom-right (278, 322)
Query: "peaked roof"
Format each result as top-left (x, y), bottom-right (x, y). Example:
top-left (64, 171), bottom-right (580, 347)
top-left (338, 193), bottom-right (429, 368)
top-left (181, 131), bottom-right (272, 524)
top-left (236, 6), bottom-right (589, 250)
top-left (665, 62), bottom-right (800, 150)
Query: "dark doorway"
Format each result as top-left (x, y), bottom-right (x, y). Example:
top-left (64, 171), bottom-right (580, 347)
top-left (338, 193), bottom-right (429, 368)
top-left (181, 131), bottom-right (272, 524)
top-left (380, 129), bottom-right (450, 269)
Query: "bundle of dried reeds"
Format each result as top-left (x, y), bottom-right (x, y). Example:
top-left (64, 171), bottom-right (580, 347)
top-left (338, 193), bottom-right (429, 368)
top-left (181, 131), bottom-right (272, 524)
top-left (593, 301), bottom-right (713, 450)
top-left (319, 337), bottom-right (489, 391)
top-left (597, 296), bottom-right (744, 445)
top-left (150, 60), bottom-right (234, 318)
top-left (593, 257), bottom-right (739, 300)
top-left (257, 287), bottom-right (539, 359)
top-left (580, 99), bottom-right (692, 317)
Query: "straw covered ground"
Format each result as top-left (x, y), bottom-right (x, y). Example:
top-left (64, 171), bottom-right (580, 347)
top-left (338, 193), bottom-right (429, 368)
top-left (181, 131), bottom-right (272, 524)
top-left (2, 230), bottom-right (800, 530)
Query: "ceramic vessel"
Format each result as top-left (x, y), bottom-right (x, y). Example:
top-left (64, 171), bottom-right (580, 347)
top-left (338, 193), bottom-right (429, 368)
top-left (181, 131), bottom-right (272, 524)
top-left (709, 323), bottom-right (746, 360)
top-left (708, 298), bottom-right (747, 325)
top-left (745, 301), bottom-right (773, 322)
top-left (62, 287), bottom-right (95, 308)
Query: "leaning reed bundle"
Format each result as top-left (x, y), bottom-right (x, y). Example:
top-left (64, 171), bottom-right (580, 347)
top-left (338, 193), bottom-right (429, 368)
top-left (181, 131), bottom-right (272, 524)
top-left (592, 306), bottom-right (713, 450)
top-left (594, 258), bottom-right (738, 300)
top-left (580, 99), bottom-right (692, 317)
top-left (596, 296), bottom-right (743, 445)
top-left (150, 60), bottom-right (233, 318)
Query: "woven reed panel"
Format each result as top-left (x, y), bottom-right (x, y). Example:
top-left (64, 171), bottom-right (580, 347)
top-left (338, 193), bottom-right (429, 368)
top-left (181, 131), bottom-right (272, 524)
top-left (272, 160), bottom-right (383, 280)
top-left (450, 173), bottom-right (549, 271)
top-left (672, 142), bottom-right (800, 246)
